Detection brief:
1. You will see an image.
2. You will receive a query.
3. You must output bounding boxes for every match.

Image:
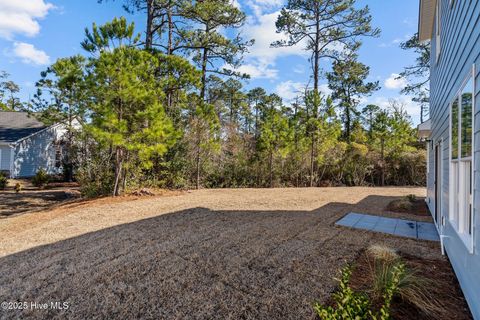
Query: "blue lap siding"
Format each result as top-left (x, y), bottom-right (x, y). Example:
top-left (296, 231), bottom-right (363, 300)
top-left (425, 0), bottom-right (480, 318)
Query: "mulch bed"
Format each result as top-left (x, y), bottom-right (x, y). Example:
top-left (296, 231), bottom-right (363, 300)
top-left (346, 250), bottom-right (473, 320)
top-left (386, 198), bottom-right (429, 216)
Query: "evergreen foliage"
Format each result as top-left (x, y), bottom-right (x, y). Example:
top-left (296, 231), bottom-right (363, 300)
top-left (9, 1), bottom-right (426, 196)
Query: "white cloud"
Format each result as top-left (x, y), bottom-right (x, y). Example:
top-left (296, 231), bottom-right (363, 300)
top-left (246, 0), bottom-right (283, 17)
top-left (384, 73), bottom-right (408, 90)
top-left (292, 64), bottom-right (305, 74)
top-left (366, 96), bottom-right (421, 124)
top-left (275, 81), bottom-right (333, 103)
top-left (244, 12), bottom-right (307, 62)
top-left (233, 61), bottom-right (278, 79)
top-left (12, 42), bottom-right (50, 65)
top-left (0, 0), bottom-right (54, 39)
top-left (318, 83), bottom-right (333, 96)
top-left (238, 10), bottom-right (307, 79)
top-left (275, 80), bottom-right (305, 101)
top-left (231, 0), bottom-right (242, 9)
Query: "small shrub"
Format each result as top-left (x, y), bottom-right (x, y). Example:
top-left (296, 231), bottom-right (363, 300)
top-left (76, 165), bottom-right (115, 198)
top-left (0, 172), bottom-right (7, 190)
top-left (14, 183), bottom-right (22, 193)
top-left (32, 168), bottom-right (50, 188)
top-left (313, 266), bottom-right (372, 320)
top-left (406, 194), bottom-right (417, 202)
top-left (387, 199), bottom-right (412, 212)
top-left (314, 264), bottom-right (405, 320)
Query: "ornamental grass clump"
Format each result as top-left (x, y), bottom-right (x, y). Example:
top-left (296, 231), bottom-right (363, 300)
top-left (314, 263), bottom-right (404, 320)
top-left (314, 244), bottom-right (446, 319)
top-left (365, 246), bottom-right (444, 317)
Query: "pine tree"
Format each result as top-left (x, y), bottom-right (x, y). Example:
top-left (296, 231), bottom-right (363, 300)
top-left (272, 0), bottom-right (379, 93)
top-left (181, 0), bottom-right (253, 101)
top-left (33, 55), bottom-right (88, 180)
top-left (0, 71), bottom-right (22, 111)
top-left (327, 51), bottom-right (379, 142)
top-left (399, 33), bottom-right (430, 122)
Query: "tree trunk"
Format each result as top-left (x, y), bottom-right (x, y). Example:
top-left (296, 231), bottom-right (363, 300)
top-left (166, 2), bottom-right (174, 111)
top-left (310, 133), bottom-right (315, 187)
top-left (200, 25), bottom-right (209, 101)
top-left (196, 25), bottom-right (209, 189)
top-left (380, 138), bottom-right (385, 186)
top-left (167, 3), bottom-right (173, 55)
top-left (345, 104), bottom-right (351, 142)
top-left (313, 3), bottom-right (320, 93)
top-left (145, 0), bottom-right (154, 50)
top-left (269, 149), bottom-right (273, 188)
top-left (195, 120), bottom-right (201, 190)
top-left (113, 147), bottom-right (123, 196)
top-left (309, 3), bottom-right (320, 188)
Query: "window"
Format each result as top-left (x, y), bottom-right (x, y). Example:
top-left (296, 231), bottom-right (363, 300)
top-left (436, 0), bottom-right (441, 62)
top-left (450, 66), bottom-right (475, 252)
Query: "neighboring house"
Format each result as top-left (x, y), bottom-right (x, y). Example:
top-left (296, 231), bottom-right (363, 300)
top-left (0, 111), bottom-right (67, 178)
top-left (419, 0), bottom-right (479, 318)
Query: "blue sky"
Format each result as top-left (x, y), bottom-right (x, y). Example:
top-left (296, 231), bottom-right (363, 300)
top-left (0, 0), bottom-right (422, 124)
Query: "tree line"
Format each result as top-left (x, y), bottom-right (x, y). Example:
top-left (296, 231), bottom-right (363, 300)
top-left (0, 0), bottom-right (427, 196)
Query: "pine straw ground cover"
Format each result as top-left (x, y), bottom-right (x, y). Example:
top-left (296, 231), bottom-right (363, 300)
top-left (344, 249), bottom-right (472, 320)
top-left (0, 187), bottom-right (465, 319)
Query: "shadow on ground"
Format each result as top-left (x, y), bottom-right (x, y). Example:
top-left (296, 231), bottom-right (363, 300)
top-left (0, 195), bottom-right (441, 320)
top-left (0, 190), bottom-right (77, 217)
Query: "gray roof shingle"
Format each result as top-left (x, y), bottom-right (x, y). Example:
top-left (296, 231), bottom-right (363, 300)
top-left (0, 112), bottom-right (47, 144)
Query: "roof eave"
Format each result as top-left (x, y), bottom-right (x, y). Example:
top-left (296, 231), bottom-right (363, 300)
top-left (418, 0), bottom-right (436, 42)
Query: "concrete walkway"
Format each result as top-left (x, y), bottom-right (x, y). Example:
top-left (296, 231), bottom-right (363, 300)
top-left (336, 212), bottom-right (439, 241)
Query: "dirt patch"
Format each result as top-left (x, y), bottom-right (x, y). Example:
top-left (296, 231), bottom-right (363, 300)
top-left (347, 250), bottom-right (472, 320)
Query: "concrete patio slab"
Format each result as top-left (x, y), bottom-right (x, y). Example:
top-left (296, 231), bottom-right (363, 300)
top-left (336, 212), bottom-right (439, 242)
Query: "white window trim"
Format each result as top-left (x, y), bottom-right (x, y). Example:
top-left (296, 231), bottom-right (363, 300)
top-left (449, 64), bottom-right (475, 254)
top-left (435, 0), bottom-right (441, 63)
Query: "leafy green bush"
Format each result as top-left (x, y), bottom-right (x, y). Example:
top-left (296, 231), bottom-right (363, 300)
top-left (0, 171), bottom-right (7, 190)
top-left (406, 194), bottom-right (417, 202)
top-left (314, 266), bottom-right (372, 319)
top-left (32, 168), bottom-right (50, 188)
top-left (75, 157), bottom-right (115, 198)
top-left (314, 262), bottom-right (406, 319)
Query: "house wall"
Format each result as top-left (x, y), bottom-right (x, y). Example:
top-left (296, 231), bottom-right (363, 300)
top-left (427, 0), bottom-right (480, 318)
top-left (12, 125), bottom-right (65, 178)
top-left (0, 145), bottom-right (12, 172)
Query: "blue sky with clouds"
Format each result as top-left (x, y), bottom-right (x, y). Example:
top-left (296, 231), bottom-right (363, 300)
top-left (0, 0), bottom-right (422, 124)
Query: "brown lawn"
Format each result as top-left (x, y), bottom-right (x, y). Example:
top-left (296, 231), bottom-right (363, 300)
top-left (0, 187), bottom-right (469, 319)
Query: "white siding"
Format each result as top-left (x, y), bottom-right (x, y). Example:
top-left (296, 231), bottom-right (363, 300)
top-left (0, 146), bottom-right (12, 171)
top-left (12, 125), bottom-right (64, 178)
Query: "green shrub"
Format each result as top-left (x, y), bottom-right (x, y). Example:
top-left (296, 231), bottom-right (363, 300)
top-left (314, 266), bottom-right (371, 320)
top-left (75, 161), bottom-right (115, 198)
top-left (314, 262), bottom-right (407, 319)
top-left (0, 172), bottom-right (7, 190)
top-left (32, 168), bottom-right (50, 188)
top-left (406, 194), bottom-right (417, 202)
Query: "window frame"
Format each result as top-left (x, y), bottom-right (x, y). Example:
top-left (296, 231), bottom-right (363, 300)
top-left (449, 64), bottom-right (475, 254)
